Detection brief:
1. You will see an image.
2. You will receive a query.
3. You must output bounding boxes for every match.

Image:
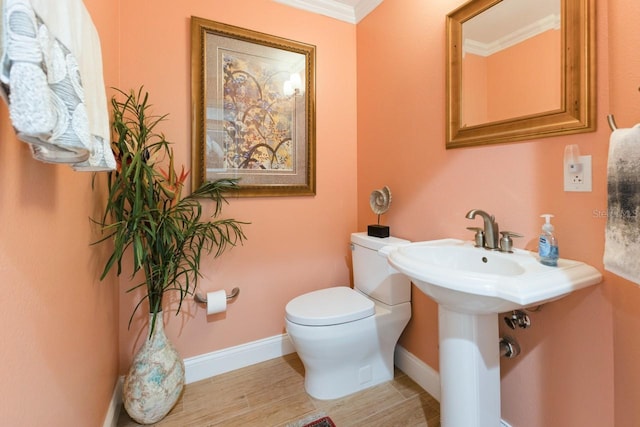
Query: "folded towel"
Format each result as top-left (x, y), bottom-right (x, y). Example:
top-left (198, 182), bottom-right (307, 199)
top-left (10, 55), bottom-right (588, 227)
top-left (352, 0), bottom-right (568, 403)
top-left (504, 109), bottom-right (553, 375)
top-left (604, 124), bottom-right (640, 285)
top-left (0, 0), bottom-right (115, 171)
top-left (0, 0), bottom-right (4, 73)
top-left (31, 0), bottom-right (115, 171)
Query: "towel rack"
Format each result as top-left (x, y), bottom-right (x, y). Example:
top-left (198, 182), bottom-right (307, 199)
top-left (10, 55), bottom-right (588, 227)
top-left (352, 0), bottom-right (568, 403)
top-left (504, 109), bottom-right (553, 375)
top-left (607, 114), bottom-right (618, 131)
top-left (194, 287), bottom-right (240, 304)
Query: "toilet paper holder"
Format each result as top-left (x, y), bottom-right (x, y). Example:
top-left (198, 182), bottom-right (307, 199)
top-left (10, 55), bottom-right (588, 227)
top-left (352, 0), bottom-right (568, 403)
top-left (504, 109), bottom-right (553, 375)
top-left (194, 287), bottom-right (240, 304)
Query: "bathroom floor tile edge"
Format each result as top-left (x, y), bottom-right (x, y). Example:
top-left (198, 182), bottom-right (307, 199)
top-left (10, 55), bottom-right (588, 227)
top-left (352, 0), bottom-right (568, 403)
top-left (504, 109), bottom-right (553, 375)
top-left (184, 334), bottom-right (297, 384)
top-left (103, 334), bottom-right (514, 427)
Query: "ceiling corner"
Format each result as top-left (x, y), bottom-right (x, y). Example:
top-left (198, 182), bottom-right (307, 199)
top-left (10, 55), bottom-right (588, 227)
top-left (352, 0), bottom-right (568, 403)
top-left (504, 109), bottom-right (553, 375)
top-left (352, 0), bottom-right (383, 23)
top-left (273, 0), bottom-right (382, 24)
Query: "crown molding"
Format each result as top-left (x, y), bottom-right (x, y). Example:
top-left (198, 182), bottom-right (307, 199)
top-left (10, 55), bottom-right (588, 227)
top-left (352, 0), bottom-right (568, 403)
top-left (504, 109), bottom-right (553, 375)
top-left (273, 0), bottom-right (382, 24)
top-left (352, 0), bottom-right (383, 22)
top-left (464, 13), bottom-right (560, 57)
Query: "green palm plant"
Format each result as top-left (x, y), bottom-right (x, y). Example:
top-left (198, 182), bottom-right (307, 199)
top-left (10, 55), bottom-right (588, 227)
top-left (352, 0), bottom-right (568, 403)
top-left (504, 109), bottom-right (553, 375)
top-left (94, 88), bottom-right (247, 335)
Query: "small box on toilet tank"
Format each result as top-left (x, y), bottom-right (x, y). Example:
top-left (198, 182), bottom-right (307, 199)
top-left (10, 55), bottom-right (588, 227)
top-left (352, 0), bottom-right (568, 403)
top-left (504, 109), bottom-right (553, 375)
top-left (367, 224), bottom-right (390, 238)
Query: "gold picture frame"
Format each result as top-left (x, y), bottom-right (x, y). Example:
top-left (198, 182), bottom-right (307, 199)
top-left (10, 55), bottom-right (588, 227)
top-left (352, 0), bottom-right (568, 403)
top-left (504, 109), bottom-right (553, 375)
top-left (191, 17), bottom-right (316, 197)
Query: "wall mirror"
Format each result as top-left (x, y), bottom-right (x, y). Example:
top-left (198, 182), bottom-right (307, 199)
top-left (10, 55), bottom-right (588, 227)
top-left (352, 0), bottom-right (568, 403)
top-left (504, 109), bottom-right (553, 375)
top-left (446, 0), bottom-right (595, 149)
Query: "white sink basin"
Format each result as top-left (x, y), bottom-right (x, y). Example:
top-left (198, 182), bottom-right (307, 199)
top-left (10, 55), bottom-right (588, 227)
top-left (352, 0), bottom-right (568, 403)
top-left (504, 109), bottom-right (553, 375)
top-left (386, 238), bottom-right (602, 427)
top-left (387, 238), bottom-right (603, 314)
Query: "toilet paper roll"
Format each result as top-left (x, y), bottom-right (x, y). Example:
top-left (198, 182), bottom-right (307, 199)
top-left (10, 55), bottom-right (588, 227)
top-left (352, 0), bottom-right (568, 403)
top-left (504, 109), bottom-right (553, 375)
top-left (206, 290), bottom-right (227, 315)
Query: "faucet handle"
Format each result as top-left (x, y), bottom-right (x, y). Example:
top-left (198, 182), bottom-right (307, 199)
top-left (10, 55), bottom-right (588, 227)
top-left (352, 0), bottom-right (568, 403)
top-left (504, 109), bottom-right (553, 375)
top-left (500, 231), bottom-right (523, 238)
top-left (499, 231), bottom-right (523, 253)
top-left (467, 227), bottom-right (485, 248)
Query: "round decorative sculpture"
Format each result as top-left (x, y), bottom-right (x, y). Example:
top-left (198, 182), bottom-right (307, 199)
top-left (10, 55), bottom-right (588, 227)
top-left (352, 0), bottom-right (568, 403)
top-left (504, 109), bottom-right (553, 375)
top-left (370, 186), bottom-right (392, 216)
top-left (368, 186), bottom-right (392, 238)
top-left (123, 313), bottom-right (185, 424)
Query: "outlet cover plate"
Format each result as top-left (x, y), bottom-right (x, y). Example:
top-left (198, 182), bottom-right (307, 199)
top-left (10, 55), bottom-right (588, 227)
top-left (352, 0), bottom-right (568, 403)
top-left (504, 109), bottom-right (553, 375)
top-left (564, 155), bottom-right (592, 192)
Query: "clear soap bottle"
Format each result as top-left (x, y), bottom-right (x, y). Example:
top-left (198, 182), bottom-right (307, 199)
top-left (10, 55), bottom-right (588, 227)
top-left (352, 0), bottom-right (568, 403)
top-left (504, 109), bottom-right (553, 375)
top-left (538, 214), bottom-right (559, 266)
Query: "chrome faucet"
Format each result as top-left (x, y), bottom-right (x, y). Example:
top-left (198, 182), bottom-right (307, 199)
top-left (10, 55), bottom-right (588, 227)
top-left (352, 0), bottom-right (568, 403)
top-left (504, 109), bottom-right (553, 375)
top-left (466, 209), bottom-right (499, 250)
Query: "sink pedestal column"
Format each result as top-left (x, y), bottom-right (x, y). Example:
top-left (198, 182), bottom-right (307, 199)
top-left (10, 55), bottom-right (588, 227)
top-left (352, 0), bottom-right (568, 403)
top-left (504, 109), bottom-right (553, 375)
top-left (438, 306), bottom-right (501, 427)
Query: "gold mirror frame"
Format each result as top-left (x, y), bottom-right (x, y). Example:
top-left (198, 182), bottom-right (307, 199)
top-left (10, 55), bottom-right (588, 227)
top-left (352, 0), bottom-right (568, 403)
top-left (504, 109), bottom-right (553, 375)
top-left (446, 0), bottom-right (596, 149)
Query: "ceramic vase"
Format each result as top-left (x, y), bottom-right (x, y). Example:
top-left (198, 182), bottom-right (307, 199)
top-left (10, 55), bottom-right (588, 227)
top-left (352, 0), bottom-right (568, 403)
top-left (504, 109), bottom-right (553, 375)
top-left (123, 313), bottom-right (185, 424)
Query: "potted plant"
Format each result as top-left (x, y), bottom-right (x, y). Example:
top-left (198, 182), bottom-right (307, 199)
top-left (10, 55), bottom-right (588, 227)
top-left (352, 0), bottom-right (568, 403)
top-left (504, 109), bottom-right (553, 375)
top-left (94, 88), bottom-right (247, 424)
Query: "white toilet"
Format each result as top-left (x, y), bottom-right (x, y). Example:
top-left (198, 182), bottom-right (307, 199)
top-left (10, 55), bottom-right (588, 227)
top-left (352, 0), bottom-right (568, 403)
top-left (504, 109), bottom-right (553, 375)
top-left (285, 232), bottom-right (412, 400)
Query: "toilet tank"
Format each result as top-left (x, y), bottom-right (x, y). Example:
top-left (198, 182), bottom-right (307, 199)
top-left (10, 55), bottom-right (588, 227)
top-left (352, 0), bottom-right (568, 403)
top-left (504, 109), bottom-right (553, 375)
top-left (351, 232), bottom-right (411, 305)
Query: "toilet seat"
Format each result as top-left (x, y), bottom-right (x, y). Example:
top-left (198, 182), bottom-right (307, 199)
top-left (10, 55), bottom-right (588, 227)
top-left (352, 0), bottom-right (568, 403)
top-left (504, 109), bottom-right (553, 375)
top-left (285, 286), bottom-right (375, 326)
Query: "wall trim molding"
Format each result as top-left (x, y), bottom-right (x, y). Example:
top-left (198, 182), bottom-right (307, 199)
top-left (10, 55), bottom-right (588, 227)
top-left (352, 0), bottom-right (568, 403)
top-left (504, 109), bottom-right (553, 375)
top-left (394, 345), bottom-right (441, 401)
top-left (272, 0), bottom-right (382, 24)
top-left (352, 0), bottom-right (383, 23)
top-left (394, 345), bottom-right (513, 427)
top-left (184, 334), bottom-right (297, 384)
top-left (103, 335), bottom-right (512, 426)
top-left (102, 376), bottom-right (123, 427)
top-left (464, 13), bottom-right (560, 57)
top-left (103, 334), bottom-right (295, 426)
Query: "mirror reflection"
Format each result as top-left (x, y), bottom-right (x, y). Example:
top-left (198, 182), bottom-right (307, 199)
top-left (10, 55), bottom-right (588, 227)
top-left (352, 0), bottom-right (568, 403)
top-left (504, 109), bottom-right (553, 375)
top-left (461, 0), bottom-right (561, 126)
top-left (446, 0), bottom-right (596, 149)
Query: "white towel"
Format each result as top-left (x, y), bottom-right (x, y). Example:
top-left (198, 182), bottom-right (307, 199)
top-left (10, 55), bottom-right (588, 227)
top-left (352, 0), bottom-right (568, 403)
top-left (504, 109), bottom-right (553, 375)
top-left (603, 124), bottom-right (640, 285)
top-left (0, 0), bottom-right (115, 171)
top-left (0, 0), bottom-right (4, 69)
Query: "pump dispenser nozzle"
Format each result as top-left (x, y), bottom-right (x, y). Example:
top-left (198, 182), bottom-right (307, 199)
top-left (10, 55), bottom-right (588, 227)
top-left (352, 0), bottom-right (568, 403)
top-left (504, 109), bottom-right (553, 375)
top-left (540, 214), bottom-right (554, 232)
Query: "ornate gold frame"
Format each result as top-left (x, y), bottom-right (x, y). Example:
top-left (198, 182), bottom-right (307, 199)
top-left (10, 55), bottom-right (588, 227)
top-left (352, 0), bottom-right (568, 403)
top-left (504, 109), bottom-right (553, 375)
top-left (191, 17), bottom-right (316, 196)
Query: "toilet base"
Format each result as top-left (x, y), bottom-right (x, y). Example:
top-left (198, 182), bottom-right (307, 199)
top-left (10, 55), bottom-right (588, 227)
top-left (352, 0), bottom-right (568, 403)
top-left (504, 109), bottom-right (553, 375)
top-left (286, 302), bottom-right (411, 400)
top-left (304, 360), bottom-right (392, 400)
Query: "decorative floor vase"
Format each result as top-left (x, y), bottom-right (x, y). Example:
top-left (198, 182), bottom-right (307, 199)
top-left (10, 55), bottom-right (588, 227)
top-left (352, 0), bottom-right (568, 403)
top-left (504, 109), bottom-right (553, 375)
top-left (123, 313), bottom-right (185, 424)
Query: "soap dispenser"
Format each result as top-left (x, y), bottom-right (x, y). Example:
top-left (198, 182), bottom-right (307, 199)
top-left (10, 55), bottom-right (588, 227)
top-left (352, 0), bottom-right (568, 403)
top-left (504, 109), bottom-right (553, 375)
top-left (538, 214), bottom-right (559, 266)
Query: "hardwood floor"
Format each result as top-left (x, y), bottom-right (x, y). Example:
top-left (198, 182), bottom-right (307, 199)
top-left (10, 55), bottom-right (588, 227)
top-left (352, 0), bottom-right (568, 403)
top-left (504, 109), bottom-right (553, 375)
top-left (117, 353), bottom-right (441, 426)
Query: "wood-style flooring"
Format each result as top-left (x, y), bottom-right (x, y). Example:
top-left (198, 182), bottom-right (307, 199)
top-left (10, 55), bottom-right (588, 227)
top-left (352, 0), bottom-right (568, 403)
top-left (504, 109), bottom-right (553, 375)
top-left (117, 353), bottom-right (441, 426)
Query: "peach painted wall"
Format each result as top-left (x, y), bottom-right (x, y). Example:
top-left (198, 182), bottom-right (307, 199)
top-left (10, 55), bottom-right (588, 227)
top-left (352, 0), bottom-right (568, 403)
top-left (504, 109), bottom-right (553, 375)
top-left (607, 0), bottom-right (640, 425)
top-left (0, 0), bottom-right (120, 425)
top-left (357, 0), bottom-right (613, 426)
top-left (5, 0), bottom-right (640, 425)
top-left (116, 1), bottom-right (358, 369)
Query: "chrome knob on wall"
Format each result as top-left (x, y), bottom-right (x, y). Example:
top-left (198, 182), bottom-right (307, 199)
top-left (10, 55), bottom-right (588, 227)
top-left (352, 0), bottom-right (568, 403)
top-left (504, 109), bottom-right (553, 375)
top-left (504, 310), bottom-right (531, 329)
top-left (500, 336), bottom-right (521, 359)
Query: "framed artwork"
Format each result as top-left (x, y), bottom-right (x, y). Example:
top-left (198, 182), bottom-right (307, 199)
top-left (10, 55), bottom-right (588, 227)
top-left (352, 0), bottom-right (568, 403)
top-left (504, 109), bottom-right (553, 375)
top-left (191, 17), bottom-right (316, 197)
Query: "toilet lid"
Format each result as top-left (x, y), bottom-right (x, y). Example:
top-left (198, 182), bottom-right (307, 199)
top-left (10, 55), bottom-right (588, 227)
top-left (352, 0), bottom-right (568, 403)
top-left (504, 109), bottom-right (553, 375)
top-left (285, 286), bottom-right (375, 326)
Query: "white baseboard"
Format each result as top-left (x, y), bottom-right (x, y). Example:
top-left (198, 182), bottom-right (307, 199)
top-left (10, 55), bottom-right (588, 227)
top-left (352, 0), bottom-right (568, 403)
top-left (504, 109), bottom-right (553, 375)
top-left (394, 345), bottom-right (441, 401)
top-left (102, 334), bottom-right (295, 426)
top-left (103, 336), bottom-right (514, 426)
top-left (102, 376), bottom-right (123, 427)
top-left (184, 333), bottom-right (296, 384)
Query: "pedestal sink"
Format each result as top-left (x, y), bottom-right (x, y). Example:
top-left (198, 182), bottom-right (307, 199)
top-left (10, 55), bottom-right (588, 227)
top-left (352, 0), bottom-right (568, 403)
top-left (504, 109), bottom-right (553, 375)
top-left (386, 239), bottom-right (602, 427)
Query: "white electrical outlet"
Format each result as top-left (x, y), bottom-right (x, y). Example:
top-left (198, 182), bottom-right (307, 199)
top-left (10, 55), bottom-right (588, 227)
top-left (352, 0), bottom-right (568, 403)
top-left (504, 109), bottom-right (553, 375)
top-left (564, 155), bottom-right (592, 192)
